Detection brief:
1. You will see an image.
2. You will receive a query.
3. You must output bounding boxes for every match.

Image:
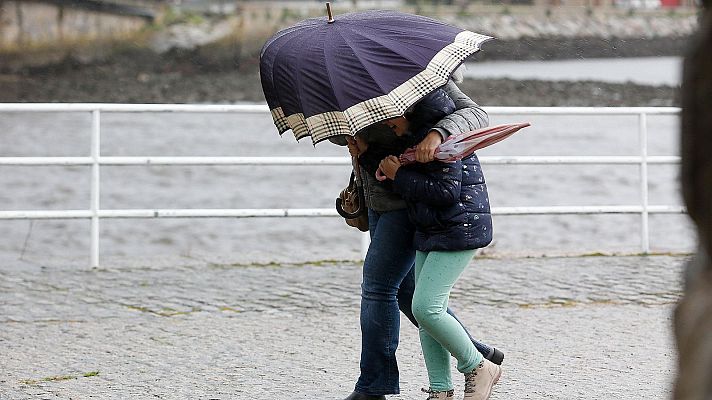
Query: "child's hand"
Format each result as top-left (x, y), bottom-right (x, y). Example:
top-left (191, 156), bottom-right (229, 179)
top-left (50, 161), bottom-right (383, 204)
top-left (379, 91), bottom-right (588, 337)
top-left (415, 130), bottom-right (443, 163)
top-left (378, 156), bottom-right (401, 180)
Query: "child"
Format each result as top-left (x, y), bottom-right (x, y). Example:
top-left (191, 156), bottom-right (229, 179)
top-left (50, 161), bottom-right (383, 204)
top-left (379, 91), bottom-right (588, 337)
top-left (378, 112), bottom-right (501, 400)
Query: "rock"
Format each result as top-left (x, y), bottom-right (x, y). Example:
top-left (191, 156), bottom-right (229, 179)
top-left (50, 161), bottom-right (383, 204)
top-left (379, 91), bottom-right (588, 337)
top-left (148, 18), bottom-right (236, 54)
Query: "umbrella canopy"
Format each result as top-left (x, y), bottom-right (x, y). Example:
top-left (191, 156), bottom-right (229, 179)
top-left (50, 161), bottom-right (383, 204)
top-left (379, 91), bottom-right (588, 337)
top-left (260, 9), bottom-right (492, 145)
top-left (375, 123), bottom-right (531, 181)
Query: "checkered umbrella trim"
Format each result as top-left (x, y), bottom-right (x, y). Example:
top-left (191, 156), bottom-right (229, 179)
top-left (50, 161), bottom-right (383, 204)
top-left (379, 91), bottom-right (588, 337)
top-left (268, 30), bottom-right (492, 145)
top-left (286, 113), bottom-right (309, 140)
top-left (270, 108), bottom-right (289, 133)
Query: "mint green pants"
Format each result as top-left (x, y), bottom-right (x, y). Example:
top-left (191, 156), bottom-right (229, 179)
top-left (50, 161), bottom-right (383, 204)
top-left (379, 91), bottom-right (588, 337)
top-left (413, 249), bottom-right (483, 391)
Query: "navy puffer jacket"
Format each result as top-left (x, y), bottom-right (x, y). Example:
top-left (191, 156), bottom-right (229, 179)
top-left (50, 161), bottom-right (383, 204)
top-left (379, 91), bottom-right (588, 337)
top-left (392, 154), bottom-right (493, 252)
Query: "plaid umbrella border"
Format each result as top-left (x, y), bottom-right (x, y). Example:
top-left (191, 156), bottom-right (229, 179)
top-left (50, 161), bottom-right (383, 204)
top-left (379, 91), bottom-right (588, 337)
top-left (269, 30), bottom-right (492, 145)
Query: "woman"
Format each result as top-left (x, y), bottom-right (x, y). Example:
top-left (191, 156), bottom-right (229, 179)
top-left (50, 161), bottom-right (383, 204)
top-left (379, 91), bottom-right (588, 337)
top-left (339, 79), bottom-right (504, 400)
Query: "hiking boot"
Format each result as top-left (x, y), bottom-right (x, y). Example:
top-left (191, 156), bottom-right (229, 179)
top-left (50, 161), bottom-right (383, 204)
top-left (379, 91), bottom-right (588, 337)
top-left (421, 387), bottom-right (454, 399)
top-left (463, 359), bottom-right (502, 400)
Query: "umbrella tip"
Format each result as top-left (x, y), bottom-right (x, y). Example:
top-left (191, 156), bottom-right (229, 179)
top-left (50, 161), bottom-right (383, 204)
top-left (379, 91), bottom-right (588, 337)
top-left (326, 2), bottom-right (335, 23)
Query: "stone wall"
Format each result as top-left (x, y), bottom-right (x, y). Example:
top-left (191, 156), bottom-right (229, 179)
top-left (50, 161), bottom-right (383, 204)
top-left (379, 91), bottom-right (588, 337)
top-left (438, 6), bottom-right (699, 39)
top-left (0, 1), bottom-right (150, 51)
top-left (0, 1), bottom-right (700, 71)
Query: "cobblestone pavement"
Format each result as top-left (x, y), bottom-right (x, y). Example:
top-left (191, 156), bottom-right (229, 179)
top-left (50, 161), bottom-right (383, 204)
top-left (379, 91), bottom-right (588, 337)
top-left (0, 255), bottom-right (687, 399)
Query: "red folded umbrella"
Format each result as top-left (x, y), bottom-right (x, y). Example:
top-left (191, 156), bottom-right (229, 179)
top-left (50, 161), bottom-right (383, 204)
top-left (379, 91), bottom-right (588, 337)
top-left (376, 122), bottom-right (530, 181)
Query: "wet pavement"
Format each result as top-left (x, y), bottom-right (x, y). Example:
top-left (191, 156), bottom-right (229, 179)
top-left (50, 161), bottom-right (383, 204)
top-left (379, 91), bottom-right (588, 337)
top-left (0, 254), bottom-right (687, 399)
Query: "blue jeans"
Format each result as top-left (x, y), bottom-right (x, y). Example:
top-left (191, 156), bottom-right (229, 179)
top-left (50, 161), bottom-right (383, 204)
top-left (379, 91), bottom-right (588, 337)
top-left (355, 208), bottom-right (494, 396)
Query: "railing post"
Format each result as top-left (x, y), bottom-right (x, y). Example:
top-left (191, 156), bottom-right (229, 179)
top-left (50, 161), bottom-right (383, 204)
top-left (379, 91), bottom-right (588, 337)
top-left (90, 110), bottom-right (101, 268)
top-left (639, 112), bottom-right (650, 254)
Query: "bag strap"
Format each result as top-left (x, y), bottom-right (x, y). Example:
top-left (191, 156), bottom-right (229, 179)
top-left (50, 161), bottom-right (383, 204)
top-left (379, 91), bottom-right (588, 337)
top-left (351, 156), bottom-right (362, 186)
top-left (351, 156), bottom-right (366, 213)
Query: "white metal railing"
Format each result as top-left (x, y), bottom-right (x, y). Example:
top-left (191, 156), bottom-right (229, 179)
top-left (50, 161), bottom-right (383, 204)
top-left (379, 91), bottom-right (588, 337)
top-left (0, 104), bottom-right (684, 267)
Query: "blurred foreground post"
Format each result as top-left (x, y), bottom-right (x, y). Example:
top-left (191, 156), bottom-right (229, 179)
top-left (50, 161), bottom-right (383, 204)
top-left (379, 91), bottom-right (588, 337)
top-left (674, 0), bottom-right (712, 399)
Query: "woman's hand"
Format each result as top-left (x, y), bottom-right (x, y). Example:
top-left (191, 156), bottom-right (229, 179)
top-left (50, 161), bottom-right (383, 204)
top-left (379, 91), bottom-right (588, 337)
top-left (346, 135), bottom-right (368, 157)
top-left (415, 130), bottom-right (443, 163)
top-left (346, 137), bottom-right (359, 157)
top-left (378, 155), bottom-right (401, 180)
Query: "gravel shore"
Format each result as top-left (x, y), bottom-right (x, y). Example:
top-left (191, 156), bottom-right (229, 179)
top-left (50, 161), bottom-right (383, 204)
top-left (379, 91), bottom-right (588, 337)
top-left (0, 52), bottom-right (679, 107)
top-left (1, 32), bottom-right (683, 106)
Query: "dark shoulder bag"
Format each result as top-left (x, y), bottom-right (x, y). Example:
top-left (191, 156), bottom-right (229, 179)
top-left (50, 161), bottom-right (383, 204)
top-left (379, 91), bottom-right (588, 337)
top-left (336, 158), bottom-right (369, 232)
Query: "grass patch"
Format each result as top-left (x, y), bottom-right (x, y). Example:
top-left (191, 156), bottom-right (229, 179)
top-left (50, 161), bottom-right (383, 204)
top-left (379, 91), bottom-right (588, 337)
top-left (518, 298), bottom-right (620, 308)
top-left (208, 259), bottom-right (359, 269)
top-left (21, 371), bottom-right (100, 386)
top-left (160, 8), bottom-right (206, 26)
top-left (219, 306), bottom-right (243, 313)
top-left (126, 304), bottom-right (200, 317)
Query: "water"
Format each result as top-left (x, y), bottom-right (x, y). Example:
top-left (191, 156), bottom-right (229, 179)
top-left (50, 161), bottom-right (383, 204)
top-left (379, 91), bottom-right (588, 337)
top-left (0, 109), bottom-right (695, 266)
top-left (464, 57), bottom-right (682, 86)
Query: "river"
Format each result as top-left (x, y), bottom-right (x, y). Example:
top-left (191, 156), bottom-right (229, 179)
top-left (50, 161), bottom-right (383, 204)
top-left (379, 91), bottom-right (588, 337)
top-left (465, 56), bottom-right (682, 86)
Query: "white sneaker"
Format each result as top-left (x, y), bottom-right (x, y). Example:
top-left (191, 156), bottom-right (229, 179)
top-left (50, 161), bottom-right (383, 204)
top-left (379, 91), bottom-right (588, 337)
top-left (463, 359), bottom-right (502, 400)
top-left (421, 387), bottom-right (454, 399)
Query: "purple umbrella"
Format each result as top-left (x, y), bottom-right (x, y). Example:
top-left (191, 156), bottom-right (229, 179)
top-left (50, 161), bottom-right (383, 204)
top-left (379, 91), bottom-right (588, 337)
top-left (260, 6), bottom-right (492, 145)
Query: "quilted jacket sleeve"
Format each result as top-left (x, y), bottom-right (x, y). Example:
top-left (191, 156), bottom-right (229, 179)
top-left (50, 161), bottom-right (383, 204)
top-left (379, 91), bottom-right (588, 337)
top-left (431, 81), bottom-right (489, 140)
top-left (392, 161), bottom-right (463, 207)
